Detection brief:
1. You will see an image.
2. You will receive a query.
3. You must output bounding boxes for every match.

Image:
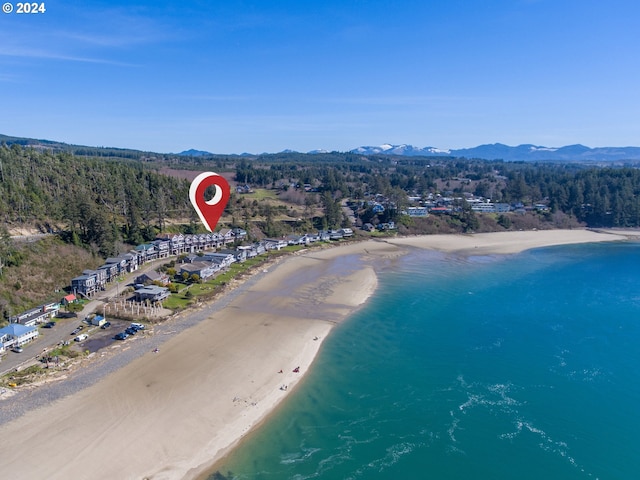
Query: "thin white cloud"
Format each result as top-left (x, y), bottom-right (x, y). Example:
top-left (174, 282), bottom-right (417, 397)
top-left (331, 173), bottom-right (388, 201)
top-left (0, 5), bottom-right (173, 66)
top-left (178, 94), bottom-right (255, 102)
top-left (0, 46), bottom-right (139, 66)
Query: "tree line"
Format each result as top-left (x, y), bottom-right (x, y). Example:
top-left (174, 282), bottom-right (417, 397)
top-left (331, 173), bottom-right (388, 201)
top-left (0, 144), bottom-right (192, 257)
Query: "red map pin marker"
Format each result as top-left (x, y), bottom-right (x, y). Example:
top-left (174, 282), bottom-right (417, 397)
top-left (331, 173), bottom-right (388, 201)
top-left (189, 172), bottom-right (231, 232)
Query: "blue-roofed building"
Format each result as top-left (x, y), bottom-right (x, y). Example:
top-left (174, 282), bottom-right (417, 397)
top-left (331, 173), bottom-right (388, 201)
top-left (0, 323), bottom-right (39, 350)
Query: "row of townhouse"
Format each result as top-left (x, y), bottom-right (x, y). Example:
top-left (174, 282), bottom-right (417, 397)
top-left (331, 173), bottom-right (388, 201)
top-left (176, 230), bottom-right (350, 282)
top-left (71, 229), bottom-right (249, 298)
top-left (71, 226), bottom-right (351, 299)
top-left (283, 229), bottom-right (353, 245)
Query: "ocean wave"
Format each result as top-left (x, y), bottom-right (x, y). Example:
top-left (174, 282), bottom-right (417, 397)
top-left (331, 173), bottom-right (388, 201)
top-left (457, 382), bottom-right (520, 413)
top-left (499, 418), bottom-right (597, 477)
top-left (280, 446), bottom-right (322, 465)
top-left (347, 441), bottom-right (424, 478)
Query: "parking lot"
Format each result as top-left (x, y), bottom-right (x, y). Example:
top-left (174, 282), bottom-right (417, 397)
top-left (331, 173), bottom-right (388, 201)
top-left (75, 319), bottom-right (139, 353)
top-left (0, 316), bottom-right (149, 376)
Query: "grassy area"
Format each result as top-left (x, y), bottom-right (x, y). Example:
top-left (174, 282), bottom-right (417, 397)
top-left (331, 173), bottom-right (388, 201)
top-left (162, 246), bottom-right (312, 310)
top-left (1, 364), bottom-right (44, 387)
top-left (162, 292), bottom-right (194, 310)
top-left (242, 188), bottom-right (279, 201)
top-left (48, 344), bottom-right (82, 359)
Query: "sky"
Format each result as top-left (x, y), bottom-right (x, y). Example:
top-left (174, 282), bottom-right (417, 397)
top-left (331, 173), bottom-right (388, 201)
top-left (1, 0), bottom-right (639, 154)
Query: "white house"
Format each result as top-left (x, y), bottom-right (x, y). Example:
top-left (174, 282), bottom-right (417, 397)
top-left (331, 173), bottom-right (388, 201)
top-left (202, 252), bottom-right (236, 269)
top-left (0, 323), bottom-right (39, 349)
top-left (262, 238), bottom-right (288, 250)
top-left (180, 261), bottom-right (220, 281)
top-left (134, 285), bottom-right (170, 302)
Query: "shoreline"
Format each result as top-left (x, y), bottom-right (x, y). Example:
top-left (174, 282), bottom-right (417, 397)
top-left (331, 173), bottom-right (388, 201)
top-left (0, 229), bottom-right (634, 480)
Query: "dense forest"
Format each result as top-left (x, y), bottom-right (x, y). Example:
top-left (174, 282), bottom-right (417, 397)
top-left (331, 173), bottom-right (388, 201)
top-left (0, 143), bottom-right (192, 257)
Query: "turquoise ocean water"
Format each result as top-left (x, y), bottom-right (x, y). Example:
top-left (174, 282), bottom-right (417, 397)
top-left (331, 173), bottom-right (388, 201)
top-left (211, 241), bottom-right (640, 480)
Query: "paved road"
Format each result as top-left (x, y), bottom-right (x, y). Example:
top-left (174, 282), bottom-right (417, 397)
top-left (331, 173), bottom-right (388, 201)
top-left (10, 233), bottom-right (53, 243)
top-left (0, 257), bottom-right (172, 376)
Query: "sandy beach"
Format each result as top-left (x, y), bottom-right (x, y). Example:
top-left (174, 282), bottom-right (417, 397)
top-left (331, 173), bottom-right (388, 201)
top-left (0, 229), bottom-right (633, 480)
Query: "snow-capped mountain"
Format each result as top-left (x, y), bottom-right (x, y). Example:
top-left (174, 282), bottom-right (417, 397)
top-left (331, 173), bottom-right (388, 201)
top-left (350, 143), bottom-right (640, 161)
top-left (352, 144), bottom-right (451, 156)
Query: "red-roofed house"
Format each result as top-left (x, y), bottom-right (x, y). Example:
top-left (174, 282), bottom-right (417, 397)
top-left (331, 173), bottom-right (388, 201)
top-left (62, 294), bottom-right (77, 305)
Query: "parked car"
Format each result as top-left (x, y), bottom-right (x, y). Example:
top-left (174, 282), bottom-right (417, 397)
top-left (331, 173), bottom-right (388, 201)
top-left (114, 332), bottom-right (129, 340)
top-left (42, 321), bottom-right (56, 328)
top-left (130, 323), bottom-right (145, 330)
top-left (74, 334), bottom-right (88, 342)
top-left (125, 327), bottom-right (137, 335)
top-left (100, 321), bottom-right (112, 329)
top-left (70, 327), bottom-right (82, 335)
top-left (11, 346), bottom-right (23, 353)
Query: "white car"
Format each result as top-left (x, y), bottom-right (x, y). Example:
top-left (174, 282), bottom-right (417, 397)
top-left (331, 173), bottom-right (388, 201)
top-left (74, 334), bottom-right (88, 342)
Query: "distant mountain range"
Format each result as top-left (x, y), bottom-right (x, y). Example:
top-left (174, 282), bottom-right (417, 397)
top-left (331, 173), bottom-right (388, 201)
top-left (3, 133), bottom-right (640, 162)
top-left (349, 143), bottom-right (640, 162)
top-left (177, 149), bottom-right (213, 157)
top-left (180, 143), bottom-right (640, 162)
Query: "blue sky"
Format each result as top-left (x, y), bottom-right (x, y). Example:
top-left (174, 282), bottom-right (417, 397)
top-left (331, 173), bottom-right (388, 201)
top-left (1, 0), bottom-right (639, 154)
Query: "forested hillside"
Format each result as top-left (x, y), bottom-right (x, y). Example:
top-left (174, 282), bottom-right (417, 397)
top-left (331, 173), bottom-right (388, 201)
top-left (0, 144), bottom-right (191, 256)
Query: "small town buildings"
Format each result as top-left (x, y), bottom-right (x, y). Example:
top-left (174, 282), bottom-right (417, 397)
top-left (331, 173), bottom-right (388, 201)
top-left (406, 206), bottom-right (429, 217)
top-left (328, 230), bottom-right (343, 240)
top-left (98, 263), bottom-right (119, 283)
top-left (371, 203), bottom-right (385, 213)
top-left (179, 261), bottom-right (220, 281)
top-left (262, 238), bottom-right (288, 250)
top-left (134, 243), bottom-right (158, 263)
top-left (220, 248), bottom-right (247, 262)
top-left (362, 223), bottom-right (375, 231)
top-left (377, 222), bottom-right (397, 231)
top-left (430, 206), bottom-right (452, 214)
top-left (0, 323), bottom-right (39, 349)
top-left (13, 306), bottom-right (51, 326)
top-left (61, 294), bottom-right (77, 305)
top-left (318, 231), bottom-right (331, 241)
top-left (64, 225), bottom-right (344, 309)
top-left (83, 268), bottom-right (107, 290)
top-left (218, 228), bottom-right (235, 245)
top-left (91, 314), bottom-right (107, 327)
top-left (202, 252), bottom-right (235, 269)
top-left (135, 271), bottom-right (170, 286)
top-left (134, 285), bottom-right (170, 302)
top-left (285, 234), bottom-right (308, 246)
top-left (471, 202), bottom-right (497, 213)
top-left (231, 228), bottom-right (247, 240)
top-left (71, 273), bottom-right (97, 297)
